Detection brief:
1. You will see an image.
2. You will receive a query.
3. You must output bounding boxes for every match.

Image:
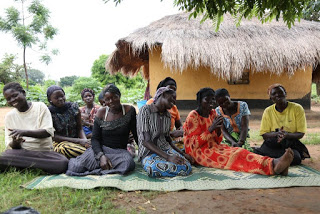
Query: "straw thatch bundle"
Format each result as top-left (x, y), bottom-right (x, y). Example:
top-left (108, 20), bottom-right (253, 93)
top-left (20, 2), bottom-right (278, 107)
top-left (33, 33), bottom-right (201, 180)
top-left (106, 12), bottom-right (320, 80)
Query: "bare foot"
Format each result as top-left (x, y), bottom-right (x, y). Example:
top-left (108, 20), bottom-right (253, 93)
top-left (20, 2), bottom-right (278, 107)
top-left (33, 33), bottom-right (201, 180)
top-left (273, 148), bottom-right (294, 175)
top-left (280, 167), bottom-right (289, 176)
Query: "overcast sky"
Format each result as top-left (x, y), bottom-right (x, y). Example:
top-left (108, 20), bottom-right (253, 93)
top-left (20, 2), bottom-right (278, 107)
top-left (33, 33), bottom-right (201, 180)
top-left (0, 0), bottom-right (179, 80)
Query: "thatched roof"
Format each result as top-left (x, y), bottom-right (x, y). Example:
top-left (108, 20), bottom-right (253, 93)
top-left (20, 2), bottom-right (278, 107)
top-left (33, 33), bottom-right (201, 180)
top-left (106, 12), bottom-right (320, 80)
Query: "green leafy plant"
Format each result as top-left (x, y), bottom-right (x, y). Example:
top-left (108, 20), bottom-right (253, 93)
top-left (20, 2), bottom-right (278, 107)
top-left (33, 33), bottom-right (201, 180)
top-left (0, 0), bottom-right (58, 89)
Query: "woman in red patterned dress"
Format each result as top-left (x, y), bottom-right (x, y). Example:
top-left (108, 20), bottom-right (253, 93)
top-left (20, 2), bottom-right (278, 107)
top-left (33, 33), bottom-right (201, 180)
top-left (183, 88), bottom-right (294, 176)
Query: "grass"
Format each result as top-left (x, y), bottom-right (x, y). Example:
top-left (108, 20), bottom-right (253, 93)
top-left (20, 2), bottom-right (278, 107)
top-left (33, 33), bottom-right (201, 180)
top-left (0, 127), bottom-right (130, 213)
top-left (249, 128), bottom-right (320, 145)
top-left (301, 133), bottom-right (320, 145)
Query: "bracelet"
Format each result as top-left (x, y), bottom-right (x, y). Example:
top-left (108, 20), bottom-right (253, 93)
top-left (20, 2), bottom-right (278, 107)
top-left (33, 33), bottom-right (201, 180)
top-left (95, 152), bottom-right (104, 160)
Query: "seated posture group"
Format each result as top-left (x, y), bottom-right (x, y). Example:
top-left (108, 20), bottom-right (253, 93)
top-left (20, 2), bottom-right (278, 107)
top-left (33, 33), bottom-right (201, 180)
top-left (0, 78), bottom-right (310, 178)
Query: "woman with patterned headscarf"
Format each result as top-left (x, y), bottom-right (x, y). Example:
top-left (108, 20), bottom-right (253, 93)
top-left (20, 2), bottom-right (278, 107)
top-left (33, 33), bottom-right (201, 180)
top-left (80, 88), bottom-right (100, 138)
top-left (137, 86), bottom-right (194, 178)
top-left (254, 84), bottom-right (310, 165)
top-left (47, 85), bottom-right (89, 159)
top-left (146, 77), bottom-right (183, 138)
top-left (184, 87), bottom-right (295, 176)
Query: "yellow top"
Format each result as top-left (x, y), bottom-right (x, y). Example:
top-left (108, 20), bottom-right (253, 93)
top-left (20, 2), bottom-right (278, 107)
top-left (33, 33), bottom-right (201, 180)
top-left (260, 102), bottom-right (307, 135)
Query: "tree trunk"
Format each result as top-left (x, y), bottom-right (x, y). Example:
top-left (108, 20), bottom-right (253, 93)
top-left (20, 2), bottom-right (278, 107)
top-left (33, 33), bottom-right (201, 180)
top-left (317, 82), bottom-right (320, 96)
top-left (23, 46), bottom-right (29, 89)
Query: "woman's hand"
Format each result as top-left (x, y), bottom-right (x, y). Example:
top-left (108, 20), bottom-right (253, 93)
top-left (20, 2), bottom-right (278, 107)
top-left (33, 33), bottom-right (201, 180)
top-left (9, 136), bottom-right (25, 149)
top-left (100, 155), bottom-right (113, 170)
top-left (209, 115), bottom-right (223, 132)
top-left (170, 129), bottom-right (184, 138)
top-left (9, 129), bottom-right (26, 139)
top-left (167, 154), bottom-right (186, 165)
top-left (78, 139), bottom-right (91, 148)
top-left (232, 142), bottom-right (240, 147)
top-left (277, 127), bottom-right (287, 143)
top-left (184, 153), bottom-right (195, 165)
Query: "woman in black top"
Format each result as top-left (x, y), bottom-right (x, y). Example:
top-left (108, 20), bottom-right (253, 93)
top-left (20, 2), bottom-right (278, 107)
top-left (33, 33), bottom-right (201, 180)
top-left (66, 84), bottom-right (138, 176)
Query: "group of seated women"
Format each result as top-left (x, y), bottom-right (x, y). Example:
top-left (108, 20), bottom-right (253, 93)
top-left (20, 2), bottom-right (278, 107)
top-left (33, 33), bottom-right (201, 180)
top-left (0, 79), bottom-right (310, 178)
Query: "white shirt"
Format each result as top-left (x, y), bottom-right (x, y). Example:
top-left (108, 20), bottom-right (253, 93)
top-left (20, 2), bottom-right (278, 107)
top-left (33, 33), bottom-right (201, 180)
top-left (4, 102), bottom-right (54, 151)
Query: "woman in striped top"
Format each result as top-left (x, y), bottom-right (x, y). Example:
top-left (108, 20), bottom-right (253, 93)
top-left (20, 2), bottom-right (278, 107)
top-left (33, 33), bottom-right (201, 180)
top-left (137, 86), bottom-right (194, 178)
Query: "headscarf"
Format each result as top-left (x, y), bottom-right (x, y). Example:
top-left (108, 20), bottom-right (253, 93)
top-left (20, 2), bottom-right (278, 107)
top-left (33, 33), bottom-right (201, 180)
top-left (156, 77), bottom-right (177, 90)
top-left (103, 83), bottom-right (121, 97)
top-left (196, 87), bottom-right (215, 106)
top-left (153, 86), bottom-right (174, 102)
top-left (81, 88), bottom-right (95, 98)
top-left (267, 84), bottom-right (286, 96)
top-left (46, 85), bottom-right (71, 114)
top-left (47, 85), bottom-right (65, 102)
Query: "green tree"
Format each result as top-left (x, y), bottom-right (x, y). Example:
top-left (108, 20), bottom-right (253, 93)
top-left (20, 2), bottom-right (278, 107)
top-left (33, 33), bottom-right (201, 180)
top-left (0, 0), bottom-right (58, 89)
top-left (303, 0), bottom-right (320, 21)
top-left (26, 68), bottom-right (45, 85)
top-left (60, 75), bottom-right (79, 87)
top-left (44, 79), bottom-right (56, 89)
top-left (91, 54), bottom-right (146, 88)
top-left (303, 1), bottom-right (320, 95)
top-left (105, 0), bottom-right (310, 31)
top-left (72, 77), bottom-right (102, 94)
top-left (0, 53), bottom-right (23, 84)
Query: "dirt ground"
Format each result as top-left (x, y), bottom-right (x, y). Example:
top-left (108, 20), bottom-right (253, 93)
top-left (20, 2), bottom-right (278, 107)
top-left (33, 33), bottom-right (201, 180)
top-left (1, 106), bottom-right (320, 213)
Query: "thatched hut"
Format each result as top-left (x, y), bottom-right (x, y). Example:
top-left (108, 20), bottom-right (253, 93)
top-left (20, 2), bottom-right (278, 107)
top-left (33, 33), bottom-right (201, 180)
top-left (107, 12), bottom-right (320, 109)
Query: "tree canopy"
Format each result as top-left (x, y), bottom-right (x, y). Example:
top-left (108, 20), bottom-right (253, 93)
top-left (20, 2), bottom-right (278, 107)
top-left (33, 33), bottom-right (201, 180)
top-left (303, 0), bottom-right (320, 21)
top-left (0, 0), bottom-right (58, 88)
top-left (0, 54), bottom-right (23, 84)
top-left (104, 0), bottom-right (311, 30)
top-left (91, 54), bottom-right (145, 88)
top-left (60, 75), bottom-right (79, 87)
top-left (26, 69), bottom-right (45, 85)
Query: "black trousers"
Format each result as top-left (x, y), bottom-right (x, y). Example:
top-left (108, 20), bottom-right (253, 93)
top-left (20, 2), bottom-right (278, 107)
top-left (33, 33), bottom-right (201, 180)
top-left (254, 137), bottom-right (310, 166)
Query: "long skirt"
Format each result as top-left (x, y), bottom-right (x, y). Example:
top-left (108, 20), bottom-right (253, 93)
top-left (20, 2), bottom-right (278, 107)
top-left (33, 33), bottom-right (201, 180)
top-left (142, 148), bottom-right (192, 178)
top-left (66, 146), bottom-right (135, 176)
top-left (0, 149), bottom-right (69, 174)
top-left (53, 141), bottom-right (86, 159)
top-left (254, 138), bottom-right (310, 165)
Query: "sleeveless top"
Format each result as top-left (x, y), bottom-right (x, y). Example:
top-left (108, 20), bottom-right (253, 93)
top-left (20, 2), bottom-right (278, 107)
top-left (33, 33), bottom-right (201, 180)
top-left (91, 105), bottom-right (138, 155)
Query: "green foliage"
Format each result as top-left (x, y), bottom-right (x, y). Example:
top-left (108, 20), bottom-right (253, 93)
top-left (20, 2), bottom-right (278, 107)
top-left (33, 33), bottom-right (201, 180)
top-left (0, 75), bottom-right (146, 107)
top-left (25, 69), bottom-right (45, 85)
top-left (311, 83), bottom-right (320, 103)
top-left (0, 0), bottom-right (58, 88)
top-left (72, 77), bottom-right (103, 94)
top-left (59, 75), bottom-right (79, 87)
top-left (44, 79), bottom-right (56, 88)
top-left (105, 0), bottom-right (310, 31)
top-left (91, 54), bottom-right (147, 89)
top-left (303, 0), bottom-right (320, 21)
top-left (69, 77), bottom-right (103, 105)
top-left (301, 133), bottom-right (320, 145)
top-left (117, 85), bottom-right (145, 104)
top-left (0, 83), bottom-right (6, 106)
top-left (0, 54), bottom-right (23, 84)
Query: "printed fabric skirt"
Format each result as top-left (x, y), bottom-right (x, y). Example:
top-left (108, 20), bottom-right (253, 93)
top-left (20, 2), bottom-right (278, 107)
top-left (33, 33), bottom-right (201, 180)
top-left (53, 141), bottom-right (86, 159)
top-left (66, 146), bottom-right (135, 176)
top-left (142, 148), bottom-right (192, 178)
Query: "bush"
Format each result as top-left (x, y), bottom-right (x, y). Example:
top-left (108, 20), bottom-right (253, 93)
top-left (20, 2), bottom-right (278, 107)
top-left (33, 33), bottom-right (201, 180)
top-left (0, 77), bottom-right (147, 107)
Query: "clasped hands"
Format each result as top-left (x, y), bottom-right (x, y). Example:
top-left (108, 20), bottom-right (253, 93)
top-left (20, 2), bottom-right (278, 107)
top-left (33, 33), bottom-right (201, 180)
top-left (276, 127), bottom-right (287, 143)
